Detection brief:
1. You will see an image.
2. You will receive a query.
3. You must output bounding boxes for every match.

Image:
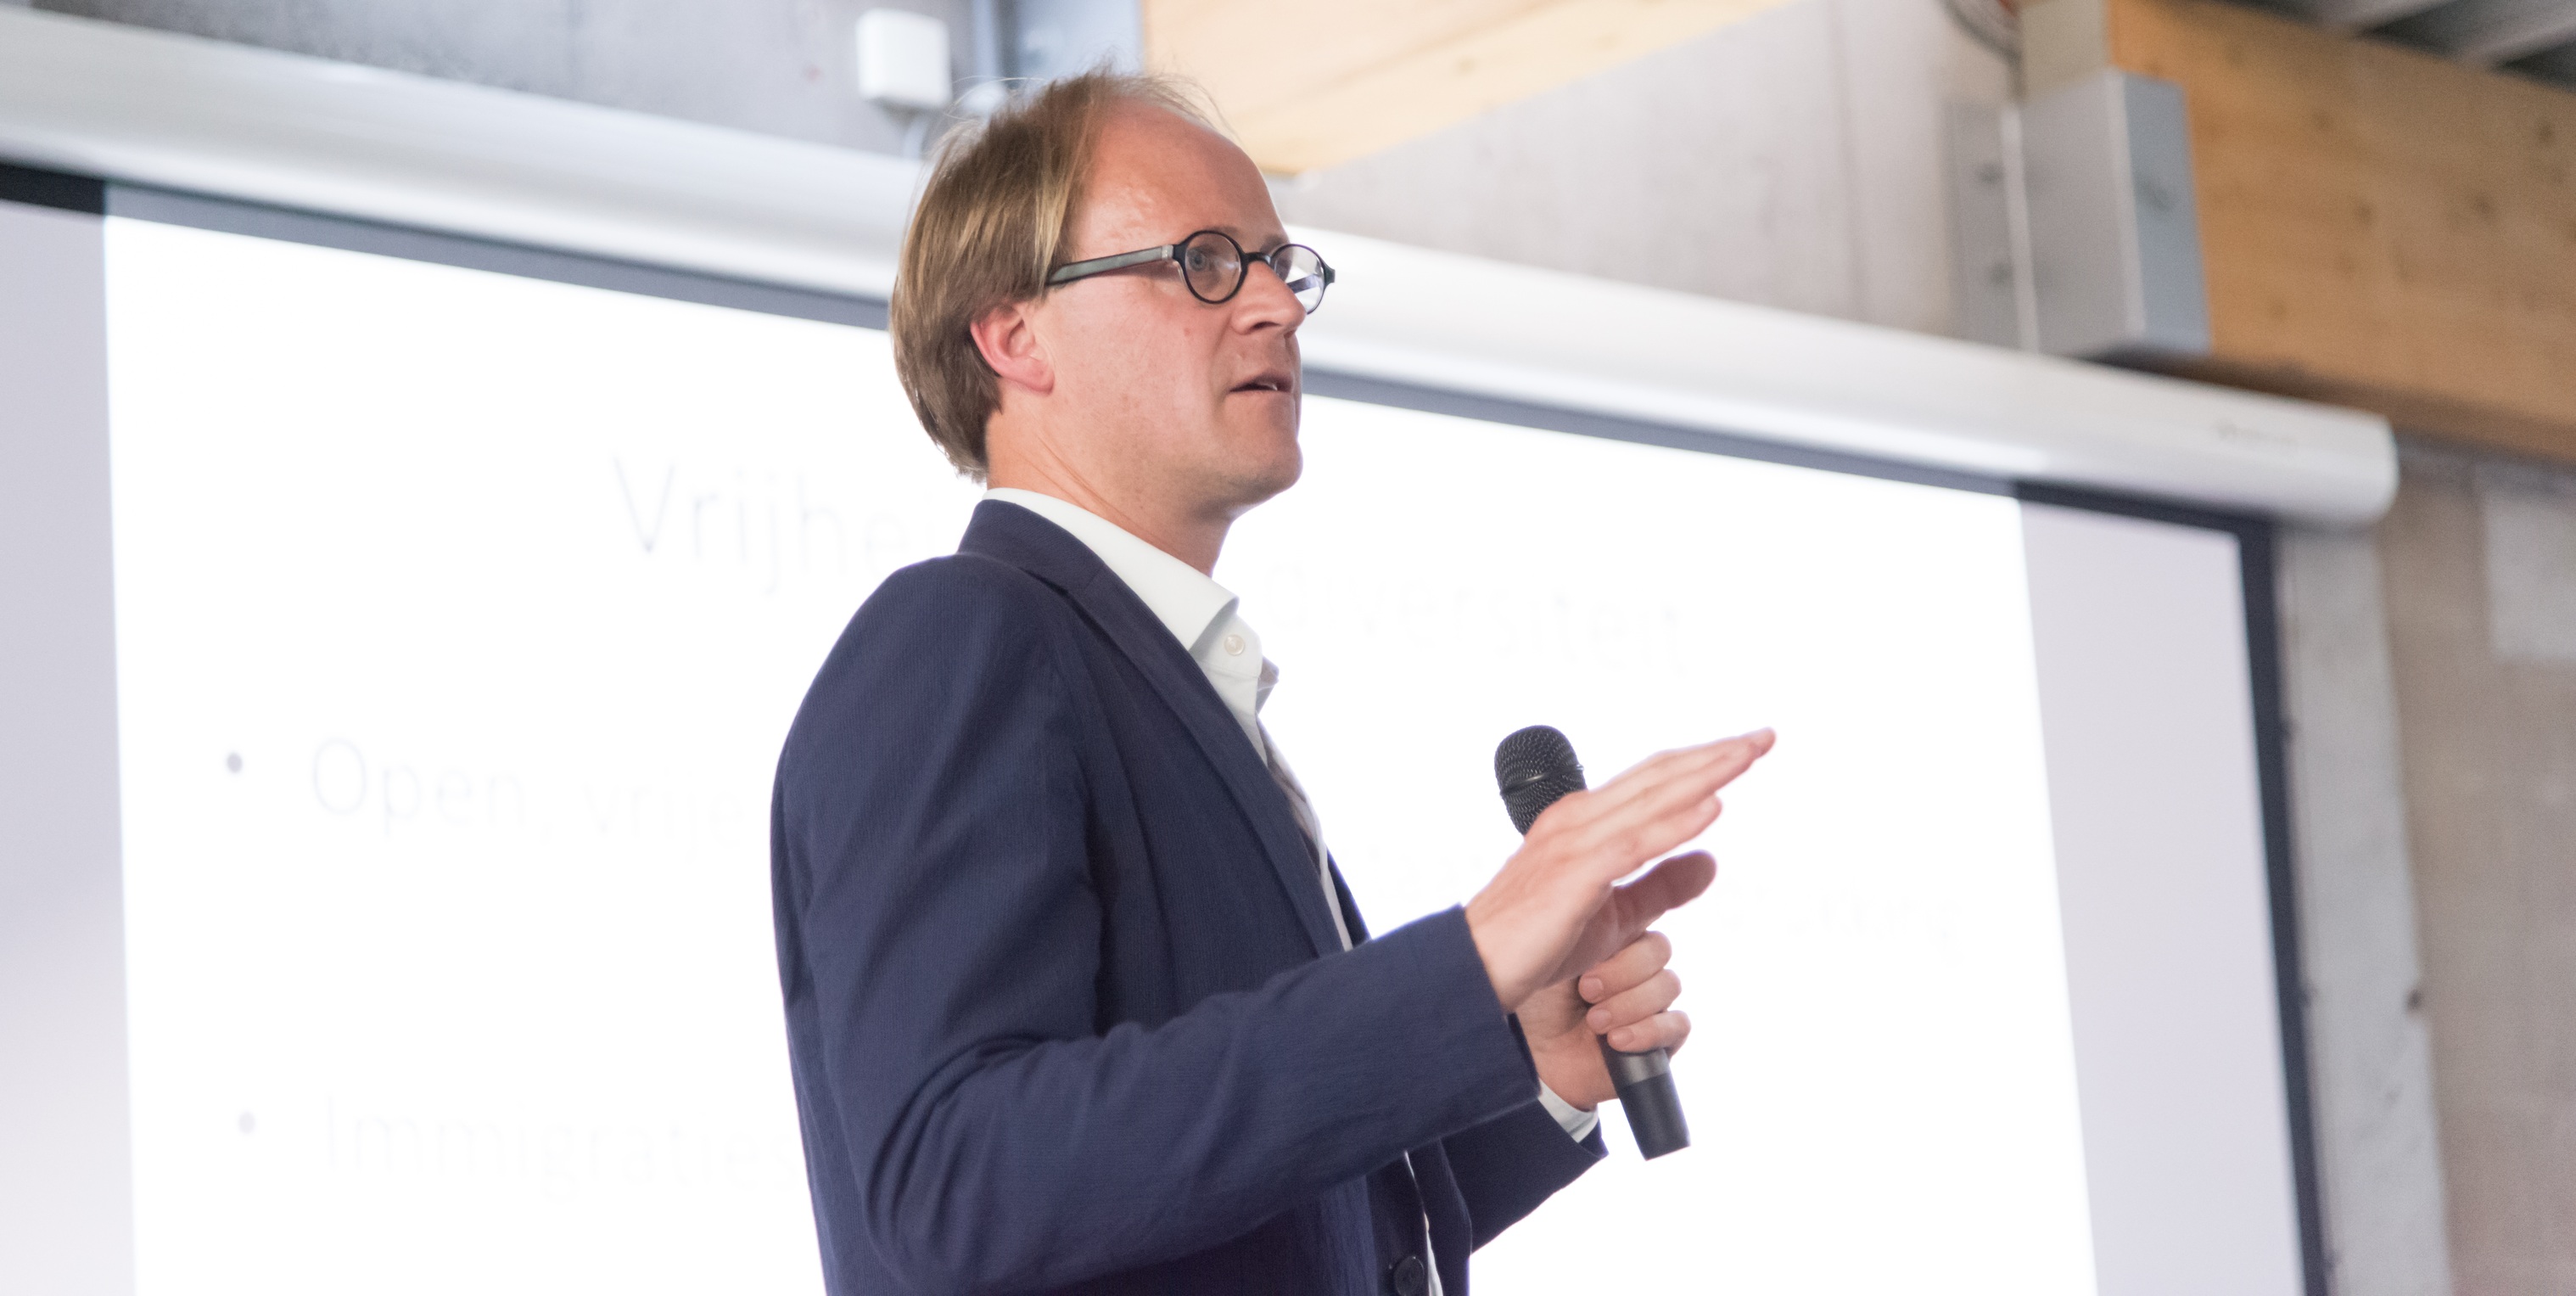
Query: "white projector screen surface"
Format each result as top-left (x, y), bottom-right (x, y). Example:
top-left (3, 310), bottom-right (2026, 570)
top-left (83, 215), bottom-right (2304, 1294)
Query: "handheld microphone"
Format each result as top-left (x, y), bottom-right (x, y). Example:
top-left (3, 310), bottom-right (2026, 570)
top-left (1494, 725), bottom-right (1690, 1160)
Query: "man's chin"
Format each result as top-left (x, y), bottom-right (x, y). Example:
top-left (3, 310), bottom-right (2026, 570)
top-left (1210, 412), bottom-right (1302, 497)
top-left (1212, 445), bottom-right (1302, 517)
top-left (1227, 458), bottom-right (1302, 513)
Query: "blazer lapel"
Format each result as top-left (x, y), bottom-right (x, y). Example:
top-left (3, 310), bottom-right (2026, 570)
top-left (959, 500), bottom-right (1345, 958)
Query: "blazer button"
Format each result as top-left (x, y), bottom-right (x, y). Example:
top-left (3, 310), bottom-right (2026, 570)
top-left (1386, 1254), bottom-right (1428, 1296)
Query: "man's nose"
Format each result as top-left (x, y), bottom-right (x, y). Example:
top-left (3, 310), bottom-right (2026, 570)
top-left (1236, 258), bottom-right (1304, 326)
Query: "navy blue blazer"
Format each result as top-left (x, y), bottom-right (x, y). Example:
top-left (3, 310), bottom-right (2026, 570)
top-left (772, 500), bottom-right (1601, 1294)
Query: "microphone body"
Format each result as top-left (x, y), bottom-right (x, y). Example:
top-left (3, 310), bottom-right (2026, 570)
top-left (1493, 725), bottom-right (1691, 1160)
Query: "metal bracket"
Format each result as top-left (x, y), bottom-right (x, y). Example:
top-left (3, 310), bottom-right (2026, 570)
top-left (1007, 0), bottom-right (1143, 81)
top-left (1946, 70), bottom-right (2211, 362)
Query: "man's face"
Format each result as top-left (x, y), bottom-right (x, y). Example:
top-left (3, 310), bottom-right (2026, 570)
top-left (1021, 103), bottom-right (1305, 520)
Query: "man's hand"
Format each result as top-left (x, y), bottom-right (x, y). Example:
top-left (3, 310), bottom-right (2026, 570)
top-left (1517, 931), bottom-right (1692, 1111)
top-left (1464, 730), bottom-right (1773, 1012)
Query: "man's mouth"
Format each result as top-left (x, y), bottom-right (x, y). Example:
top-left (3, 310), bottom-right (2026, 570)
top-left (1231, 371), bottom-right (1294, 395)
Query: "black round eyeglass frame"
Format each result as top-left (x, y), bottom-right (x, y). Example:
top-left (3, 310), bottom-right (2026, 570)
top-left (1045, 229), bottom-right (1336, 313)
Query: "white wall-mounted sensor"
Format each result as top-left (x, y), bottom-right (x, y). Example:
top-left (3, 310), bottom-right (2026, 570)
top-left (855, 9), bottom-right (952, 114)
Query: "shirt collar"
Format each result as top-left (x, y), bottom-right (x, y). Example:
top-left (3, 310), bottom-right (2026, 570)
top-left (982, 488), bottom-right (1239, 655)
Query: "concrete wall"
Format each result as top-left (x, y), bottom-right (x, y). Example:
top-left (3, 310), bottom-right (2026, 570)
top-left (1272, 0), bottom-right (2012, 338)
top-left (30, 0), bottom-right (976, 156)
top-left (2279, 521), bottom-right (2458, 1296)
top-left (2377, 445), bottom-right (2576, 1296)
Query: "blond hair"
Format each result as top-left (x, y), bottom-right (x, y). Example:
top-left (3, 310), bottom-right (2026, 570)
top-left (889, 70), bottom-right (1218, 477)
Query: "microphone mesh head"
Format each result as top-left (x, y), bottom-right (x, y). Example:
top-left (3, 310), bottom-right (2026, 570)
top-left (1494, 725), bottom-right (1587, 835)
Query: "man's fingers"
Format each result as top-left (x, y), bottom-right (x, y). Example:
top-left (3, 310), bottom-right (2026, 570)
top-left (1473, 730), bottom-right (1770, 1010)
top-left (1585, 792), bottom-right (1728, 888)
top-left (1549, 732), bottom-right (1772, 870)
top-left (1589, 732), bottom-right (1769, 817)
top-left (1605, 1009), bottom-right (1690, 1055)
top-left (1555, 763), bottom-right (1730, 867)
top-left (1584, 968), bottom-right (1680, 1034)
top-left (1534, 730), bottom-right (1770, 839)
top-left (1577, 929), bottom-right (1673, 1003)
top-left (1610, 852), bottom-right (1716, 937)
top-left (1572, 850), bottom-right (1709, 996)
top-left (1616, 729), bottom-right (1772, 805)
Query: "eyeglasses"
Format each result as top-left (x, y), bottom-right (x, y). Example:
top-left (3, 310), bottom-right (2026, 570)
top-left (1047, 229), bottom-right (1336, 314)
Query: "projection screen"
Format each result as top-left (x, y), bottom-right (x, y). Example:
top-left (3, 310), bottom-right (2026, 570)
top-left (3, 192), bottom-right (2312, 1296)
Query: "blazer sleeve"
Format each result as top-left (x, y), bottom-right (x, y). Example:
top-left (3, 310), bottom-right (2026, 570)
top-left (1440, 1097), bottom-right (1607, 1251)
top-left (773, 558), bottom-right (1543, 1293)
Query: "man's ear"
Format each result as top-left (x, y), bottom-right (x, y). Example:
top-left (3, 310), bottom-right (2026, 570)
top-left (969, 300), bottom-right (1054, 398)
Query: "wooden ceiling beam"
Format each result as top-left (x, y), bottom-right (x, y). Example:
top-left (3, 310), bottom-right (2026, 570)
top-left (2029, 0), bottom-right (2576, 461)
top-left (1141, 0), bottom-right (1801, 175)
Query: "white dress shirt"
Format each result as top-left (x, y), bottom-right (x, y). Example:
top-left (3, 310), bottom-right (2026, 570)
top-left (983, 490), bottom-right (1600, 1145)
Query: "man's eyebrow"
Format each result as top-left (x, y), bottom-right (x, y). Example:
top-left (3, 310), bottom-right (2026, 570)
top-left (1213, 223), bottom-right (1290, 250)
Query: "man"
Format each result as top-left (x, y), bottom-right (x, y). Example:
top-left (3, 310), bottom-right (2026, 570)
top-left (771, 71), bottom-right (1773, 1294)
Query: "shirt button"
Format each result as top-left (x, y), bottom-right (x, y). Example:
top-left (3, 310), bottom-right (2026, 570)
top-left (1386, 1254), bottom-right (1427, 1296)
top-left (1223, 633), bottom-right (1246, 656)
